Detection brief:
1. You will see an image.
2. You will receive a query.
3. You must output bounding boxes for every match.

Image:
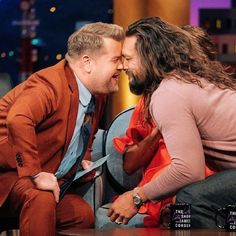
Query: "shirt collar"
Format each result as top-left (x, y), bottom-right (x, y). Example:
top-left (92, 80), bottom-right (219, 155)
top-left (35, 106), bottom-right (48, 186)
top-left (74, 73), bottom-right (91, 107)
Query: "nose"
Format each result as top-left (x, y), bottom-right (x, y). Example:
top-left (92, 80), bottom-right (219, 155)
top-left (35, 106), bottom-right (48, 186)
top-left (122, 58), bottom-right (128, 71)
top-left (117, 60), bottom-right (123, 71)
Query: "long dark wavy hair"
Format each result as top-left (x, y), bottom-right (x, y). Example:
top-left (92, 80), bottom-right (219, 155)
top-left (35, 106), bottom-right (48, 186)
top-left (126, 17), bottom-right (235, 124)
top-left (181, 25), bottom-right (217, 61)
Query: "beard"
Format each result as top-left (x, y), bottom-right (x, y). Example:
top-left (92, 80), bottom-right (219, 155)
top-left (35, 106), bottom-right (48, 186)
top-left (127, 71), bottom-right (146, 95)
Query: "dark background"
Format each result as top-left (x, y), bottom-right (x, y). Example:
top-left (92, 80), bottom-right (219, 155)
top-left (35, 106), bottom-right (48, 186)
top-left (0, 0), bottom-right (113, 86)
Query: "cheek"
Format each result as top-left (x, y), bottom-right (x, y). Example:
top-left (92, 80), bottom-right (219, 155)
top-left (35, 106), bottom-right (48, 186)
top-left (127, 61), bottom-right (137, 70)
top-left (106, 65), bottom-right (118, 77)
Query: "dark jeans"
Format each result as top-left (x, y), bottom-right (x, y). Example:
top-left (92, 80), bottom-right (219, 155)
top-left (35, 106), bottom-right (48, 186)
top-left (176, 169), bottom-right (236, 228)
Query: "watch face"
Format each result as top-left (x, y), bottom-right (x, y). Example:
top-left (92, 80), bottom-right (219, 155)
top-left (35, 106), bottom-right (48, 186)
top-left (133, 195), bottom-right (142, 206)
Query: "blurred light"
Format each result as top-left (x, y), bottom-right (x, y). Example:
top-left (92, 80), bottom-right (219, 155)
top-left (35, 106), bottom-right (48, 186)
top-left (56, 54), bottom-right (62, 60)
top-left (1, 52), bottom-right (6, 58)
top-left (204, 20), bottom-right (211, 29)
top-left (108, 9), bottom-right (113, 14)
top-left (8, 51), bottom-right (14, 57)
top-left (30, 32), bottom-right (36, 38)
top-left (31, 38), bottom-right (43, 46)
top-left (216, 19), bottom-right (222, 29)
top-left (32, 49), bottom-right (38, 62)
top-left (234, 44), bottom-right (236, 54)
top-left (50, 6), bottom-right (56, 13)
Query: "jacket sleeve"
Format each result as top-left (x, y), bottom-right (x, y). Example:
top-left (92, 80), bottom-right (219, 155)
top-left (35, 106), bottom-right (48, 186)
top-left (142, 83), bottom-right (205, 201)
top-left (7, 73), bottom-right (58, 177)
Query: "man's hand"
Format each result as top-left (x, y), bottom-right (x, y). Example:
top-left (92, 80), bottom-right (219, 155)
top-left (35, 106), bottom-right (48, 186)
top-left (33, 172), bottom-right (60, 203)
top-left (81, 160), bottom-right (92, 169)
top-left (107, 190), bottom-right (138, 225)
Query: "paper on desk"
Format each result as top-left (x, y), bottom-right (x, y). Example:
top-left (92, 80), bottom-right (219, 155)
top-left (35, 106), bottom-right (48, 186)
top-left (74, 154), bottom-right (110, 181)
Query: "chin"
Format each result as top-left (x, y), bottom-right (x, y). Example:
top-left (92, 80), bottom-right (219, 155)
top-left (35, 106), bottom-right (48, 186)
top-left (95, 87), bottom-right (118, 95)
top-left (107, 83), bottom-right (119, 93)
top-left (109, 86), bottom-right (119, 94)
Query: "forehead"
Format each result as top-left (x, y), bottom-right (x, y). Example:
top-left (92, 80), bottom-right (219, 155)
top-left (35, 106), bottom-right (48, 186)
top-left (101, 37), bottom-right (122, 55)
top-left (122, 36), bottom-right (138, 56)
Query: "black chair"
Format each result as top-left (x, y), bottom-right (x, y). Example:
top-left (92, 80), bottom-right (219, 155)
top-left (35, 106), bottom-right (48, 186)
top-left (0, 73), bottom-right (13, 98)
top-left (0, 218), bottom-right (19, 236)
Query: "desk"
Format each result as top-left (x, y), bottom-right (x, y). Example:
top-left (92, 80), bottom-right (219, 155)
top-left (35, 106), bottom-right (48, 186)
top-left (57, 228), bottom-right (236, 236)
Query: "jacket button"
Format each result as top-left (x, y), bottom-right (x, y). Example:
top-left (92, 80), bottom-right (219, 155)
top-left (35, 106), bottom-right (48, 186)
top-left (18, 162), bottom-right (23, 167)
top-left (16, 153), bottom-right (23, 167)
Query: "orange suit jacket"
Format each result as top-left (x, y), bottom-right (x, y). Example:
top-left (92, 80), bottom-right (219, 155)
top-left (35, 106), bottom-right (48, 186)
top-left (0, 59), bottom-right (107, 207)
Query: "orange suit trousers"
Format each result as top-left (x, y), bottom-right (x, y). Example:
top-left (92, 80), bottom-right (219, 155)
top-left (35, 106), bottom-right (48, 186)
top-left (0, 177), bottom-right (94, 235)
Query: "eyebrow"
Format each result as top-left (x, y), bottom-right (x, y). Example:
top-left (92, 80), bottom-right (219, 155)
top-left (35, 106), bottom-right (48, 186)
top-left (111, 56), bottom-right (121, 60)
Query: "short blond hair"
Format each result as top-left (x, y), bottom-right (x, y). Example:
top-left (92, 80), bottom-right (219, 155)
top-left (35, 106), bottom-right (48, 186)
top-left (67, 22), bottom-right (124, 58)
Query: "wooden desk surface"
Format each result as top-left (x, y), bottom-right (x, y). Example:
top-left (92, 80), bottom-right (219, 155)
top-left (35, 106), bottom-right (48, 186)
top-left (57, 228), bottom-right (236, 236)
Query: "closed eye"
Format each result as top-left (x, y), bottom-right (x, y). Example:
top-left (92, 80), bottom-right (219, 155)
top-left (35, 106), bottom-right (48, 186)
top-left (122, 55), bottom-right (132, 61)
top-left (111, 56), bottom-right (121, 62)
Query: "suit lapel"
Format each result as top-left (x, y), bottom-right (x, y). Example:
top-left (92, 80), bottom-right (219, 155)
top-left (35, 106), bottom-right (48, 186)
top-left (61, 61), bottom-right (79, 157)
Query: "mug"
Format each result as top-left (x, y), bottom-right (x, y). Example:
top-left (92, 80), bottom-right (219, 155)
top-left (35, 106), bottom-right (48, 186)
top-left (215, 205), bottom-right (236, 231)
top-left (169, 203), bottom-right (191, 229)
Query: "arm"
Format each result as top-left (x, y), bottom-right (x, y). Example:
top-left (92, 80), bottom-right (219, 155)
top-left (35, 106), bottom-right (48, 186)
top-left (7, 73), bottom-right (60, 201)
top-left (123, 127), bottom-right (161, 175)
top-left (113, 98), bottom-right (161, 174)
top-left (108, 82), bottom-right (206, 224)
top-left (7, 76), bottom-right (57, 177)
top-left (142, 82), bottom-right (205, 201)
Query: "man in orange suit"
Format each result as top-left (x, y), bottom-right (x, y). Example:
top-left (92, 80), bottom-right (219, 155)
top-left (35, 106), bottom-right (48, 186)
top-left (0, 22), bottom-right (124, 235)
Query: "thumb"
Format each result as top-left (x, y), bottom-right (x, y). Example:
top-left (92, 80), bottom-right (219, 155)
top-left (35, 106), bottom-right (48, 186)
top-left (52, 184), bottom-right (60, 203)
top-left (81, 160), bottom-right (92, 169)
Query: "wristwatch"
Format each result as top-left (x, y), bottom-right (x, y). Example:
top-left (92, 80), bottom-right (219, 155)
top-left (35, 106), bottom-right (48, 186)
top-left (133, 187), bottom-right (144, 209)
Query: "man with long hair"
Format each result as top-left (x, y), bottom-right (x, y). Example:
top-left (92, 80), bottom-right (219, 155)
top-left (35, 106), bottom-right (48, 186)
top-left (108, 17), bottom-right (236, 228)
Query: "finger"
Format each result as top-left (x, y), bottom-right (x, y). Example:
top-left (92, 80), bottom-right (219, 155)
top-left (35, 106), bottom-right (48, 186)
top-left (52, 185), bottom-right (60, 203)
top-left (110, 212), bottom-right (119, 222)
top-left (123, 217), bottom-right (129, 225)
top-left (115, 216), bottom-right (124, 225)
top-left (107, 207), bottom-right (114, 217)
top-left (56, 183), bottom-right (60, 195)
top-left (54, 190), bottom-right (59, 203)
top-left (81, 160), bottom-right (91, 169)
top-left (52, 174), bottom-right (58, 183)
top-left (152, 129), bottom-right (160, 138)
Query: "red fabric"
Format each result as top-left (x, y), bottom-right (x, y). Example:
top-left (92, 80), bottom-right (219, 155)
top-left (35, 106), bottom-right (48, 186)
top-left (113, 98), bottom-right (214, 227)
top-left (138, 140), bottom-right (173, 227)
top-left (113, 99), bottom-right (155, 154)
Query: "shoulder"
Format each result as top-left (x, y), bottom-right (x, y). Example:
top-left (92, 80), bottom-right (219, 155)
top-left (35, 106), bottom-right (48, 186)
top-left (17, 60), bottom-right (73, 107)
top-left (37, 59), bottom-right (67, 74)
top-left (150, 76), bottom-right (196, 126)
top-left (25, 60), bottom-right (72, 94)
top-left (151, 77), bottom-right (193, 106)
top-left (154, 76), bottom-right (196, 98)
top-left (32, 59), bottom-right (68, 84)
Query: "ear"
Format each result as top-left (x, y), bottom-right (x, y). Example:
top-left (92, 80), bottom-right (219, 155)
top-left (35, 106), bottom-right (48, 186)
top-left (81, 54), bottom-right (92, 73)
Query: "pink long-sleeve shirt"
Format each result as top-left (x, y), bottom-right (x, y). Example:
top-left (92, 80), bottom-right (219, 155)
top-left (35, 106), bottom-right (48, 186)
top-left (143, 76), bottom-right (236, 201)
